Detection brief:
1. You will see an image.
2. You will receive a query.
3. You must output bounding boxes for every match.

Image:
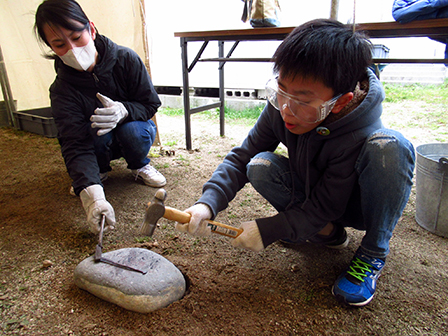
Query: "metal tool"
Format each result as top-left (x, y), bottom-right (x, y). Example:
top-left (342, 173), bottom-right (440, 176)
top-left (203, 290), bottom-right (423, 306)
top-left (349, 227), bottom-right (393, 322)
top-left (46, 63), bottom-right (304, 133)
top-left (94, 215), bottom-right (147, 274)
top-left (140, 188), bottom-right (243, 238)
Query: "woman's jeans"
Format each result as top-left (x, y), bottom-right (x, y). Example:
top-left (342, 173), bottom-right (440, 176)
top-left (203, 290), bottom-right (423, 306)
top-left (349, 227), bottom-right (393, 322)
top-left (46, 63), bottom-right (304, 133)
top-left (93, 120), bottom-right (157, 172)
top-left (246, 129), bottom-right (416, 259)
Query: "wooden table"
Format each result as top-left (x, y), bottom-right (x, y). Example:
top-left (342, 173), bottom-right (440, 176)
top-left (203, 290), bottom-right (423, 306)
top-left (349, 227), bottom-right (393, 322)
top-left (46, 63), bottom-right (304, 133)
top-left (175, 18), bottom-right (448, 150)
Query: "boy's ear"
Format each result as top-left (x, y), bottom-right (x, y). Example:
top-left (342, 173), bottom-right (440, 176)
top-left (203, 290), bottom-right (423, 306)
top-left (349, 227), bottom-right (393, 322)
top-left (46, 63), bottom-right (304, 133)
top-left (331, 92), bottom-right (354, 114)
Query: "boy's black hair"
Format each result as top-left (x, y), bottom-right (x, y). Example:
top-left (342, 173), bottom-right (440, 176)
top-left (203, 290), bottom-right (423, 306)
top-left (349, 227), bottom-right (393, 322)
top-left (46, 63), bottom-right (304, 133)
top-left (34, 0), bottom-right (91, 47)
top-left (272, 19), bottom-right (372, 95)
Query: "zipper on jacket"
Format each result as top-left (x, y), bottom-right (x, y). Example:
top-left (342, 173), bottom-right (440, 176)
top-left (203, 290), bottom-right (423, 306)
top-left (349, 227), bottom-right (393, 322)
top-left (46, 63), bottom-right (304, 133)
top-left (285, 132), bottom-right (311, 211)
top-left (92, 73), bottom-right (99, 83)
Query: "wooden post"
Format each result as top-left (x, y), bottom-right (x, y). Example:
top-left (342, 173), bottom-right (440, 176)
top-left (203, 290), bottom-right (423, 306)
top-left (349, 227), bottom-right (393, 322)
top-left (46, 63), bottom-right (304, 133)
top-left (330, 0), bottom-right (339, 20)
top-left (0, 45), bottom-right (17, 127)
top-left (138, 0), bottom-right (161, 146)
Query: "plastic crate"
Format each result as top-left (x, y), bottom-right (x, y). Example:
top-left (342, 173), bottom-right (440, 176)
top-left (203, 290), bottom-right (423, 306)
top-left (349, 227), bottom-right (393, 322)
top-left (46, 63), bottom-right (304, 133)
top-left (13, 107), bottom-right (57, 138)
top-left (372, 44), bottom-right (390, 59)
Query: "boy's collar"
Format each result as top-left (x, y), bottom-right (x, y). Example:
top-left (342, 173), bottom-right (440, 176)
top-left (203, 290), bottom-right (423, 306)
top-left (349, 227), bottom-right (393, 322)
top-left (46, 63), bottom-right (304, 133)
top-left (322, 78), bottom-right (369, 125)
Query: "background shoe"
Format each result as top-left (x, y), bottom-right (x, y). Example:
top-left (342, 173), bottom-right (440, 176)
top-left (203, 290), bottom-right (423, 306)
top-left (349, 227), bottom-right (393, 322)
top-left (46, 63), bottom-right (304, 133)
top-left (332, 248), bottom-right (385, 306)
top-left (132, 164), bottom-right (166, 187)
top-left (99, 172), bottom-right (108, 182)
top-left (307, 224), bottom-right (349, 249)
top-left (278, 238), bottom-right (306, 247)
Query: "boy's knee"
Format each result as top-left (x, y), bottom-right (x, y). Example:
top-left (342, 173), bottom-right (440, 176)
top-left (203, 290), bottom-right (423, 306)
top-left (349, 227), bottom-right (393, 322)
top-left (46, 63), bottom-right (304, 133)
top-left (367, 129), bottom-right (400, 148)
top-left (362, 129), bottom-right (415, 170)
top-left (246, 152), bottom-right (277, 181)
top-left (367, 131), bottom-right (399, 161)
top-left (369, 130), bottom-right (413, 153)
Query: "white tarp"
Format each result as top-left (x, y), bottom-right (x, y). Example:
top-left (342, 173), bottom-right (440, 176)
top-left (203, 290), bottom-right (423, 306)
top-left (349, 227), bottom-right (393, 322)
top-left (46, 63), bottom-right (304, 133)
top-left (0, 0), bottom-right (147, 111)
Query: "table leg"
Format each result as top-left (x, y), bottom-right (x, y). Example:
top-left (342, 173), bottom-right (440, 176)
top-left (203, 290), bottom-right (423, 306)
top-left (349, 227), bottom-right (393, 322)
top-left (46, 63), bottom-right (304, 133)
top-left (218, 41), bottom-right (225, 137)
top-left (181, 37), bottom-right (192, 150)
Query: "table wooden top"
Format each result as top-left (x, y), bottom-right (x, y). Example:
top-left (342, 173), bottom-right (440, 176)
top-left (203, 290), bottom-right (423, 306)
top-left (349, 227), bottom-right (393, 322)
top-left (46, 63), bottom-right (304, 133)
top-left (174, 26), bottom-right (294, 41)
top-left (174, 18), bottom-right (448, 41)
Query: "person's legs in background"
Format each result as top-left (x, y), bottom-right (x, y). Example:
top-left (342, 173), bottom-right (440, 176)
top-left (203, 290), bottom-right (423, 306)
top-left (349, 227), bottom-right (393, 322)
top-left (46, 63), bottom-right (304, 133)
top-left (101, 120), bottom-right (166, 187)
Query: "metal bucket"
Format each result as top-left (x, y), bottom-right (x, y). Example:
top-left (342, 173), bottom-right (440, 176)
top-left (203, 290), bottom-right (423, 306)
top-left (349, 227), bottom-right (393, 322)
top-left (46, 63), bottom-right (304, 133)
top-left (415, 143), bottom-right (448, 238)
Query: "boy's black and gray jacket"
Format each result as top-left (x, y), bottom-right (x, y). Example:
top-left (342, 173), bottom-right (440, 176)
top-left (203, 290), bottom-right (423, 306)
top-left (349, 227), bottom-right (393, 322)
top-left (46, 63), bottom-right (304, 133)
top-left (49, 34), bottom-right (161, 196)
top-left (197, 69), bottom-right (384, 247)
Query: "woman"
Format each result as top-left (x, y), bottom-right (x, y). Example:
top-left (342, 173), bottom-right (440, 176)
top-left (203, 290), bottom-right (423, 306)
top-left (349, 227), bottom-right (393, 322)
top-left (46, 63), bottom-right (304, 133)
top-left (34, 0), bottom-right (166, 234)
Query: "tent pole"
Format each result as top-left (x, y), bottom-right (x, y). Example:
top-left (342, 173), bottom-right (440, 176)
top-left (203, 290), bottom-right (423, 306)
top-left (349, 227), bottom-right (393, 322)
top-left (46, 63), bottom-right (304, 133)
top-left (0, 45), bottom-right (17, 127)
top-left (138, 0), bottom-right (161, 146)
top-left (330, 0), bottom-right (339, 20)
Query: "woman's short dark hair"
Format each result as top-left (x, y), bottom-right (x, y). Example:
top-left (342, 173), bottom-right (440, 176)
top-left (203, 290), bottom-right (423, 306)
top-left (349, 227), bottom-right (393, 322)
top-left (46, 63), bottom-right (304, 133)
top-left (272, 19), bottom-right (373, 95)
top-left (34, 0), bottom-right (91, 47)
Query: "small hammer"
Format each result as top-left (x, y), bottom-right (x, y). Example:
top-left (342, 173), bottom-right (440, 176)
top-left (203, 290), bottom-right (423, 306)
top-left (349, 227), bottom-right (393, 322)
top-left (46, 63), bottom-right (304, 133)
top-left (141, 189), bottom-right (243, 238)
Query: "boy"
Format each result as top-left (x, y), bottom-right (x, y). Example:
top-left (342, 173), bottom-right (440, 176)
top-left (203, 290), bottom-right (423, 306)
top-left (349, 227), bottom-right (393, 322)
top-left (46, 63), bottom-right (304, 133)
top-left (176, 19), bottom-right (415, 306)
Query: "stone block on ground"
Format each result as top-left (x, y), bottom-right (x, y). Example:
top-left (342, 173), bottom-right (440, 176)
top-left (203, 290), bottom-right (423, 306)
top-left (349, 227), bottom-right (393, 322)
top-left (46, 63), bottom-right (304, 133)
top-left (74, 248), bottom-right (186, 313)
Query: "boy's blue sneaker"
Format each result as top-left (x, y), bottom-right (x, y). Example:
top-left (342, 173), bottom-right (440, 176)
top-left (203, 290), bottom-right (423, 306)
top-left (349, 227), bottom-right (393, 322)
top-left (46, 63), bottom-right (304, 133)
top-left (332, 248), bottom-right (385, 306)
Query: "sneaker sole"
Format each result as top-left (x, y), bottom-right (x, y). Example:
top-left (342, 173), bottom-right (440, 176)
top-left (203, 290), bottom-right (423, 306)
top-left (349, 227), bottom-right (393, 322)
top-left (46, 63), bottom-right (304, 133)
top-left (278, 240), bottom-right (306, 248)
top-left (332, 286), bottom-right (374, 307)
top-left (133, 174), bottom-right (166, 188)
top-left (326, 236), bottom-right (350, 250)
top-left (305, 235), bottom-right (349, 250)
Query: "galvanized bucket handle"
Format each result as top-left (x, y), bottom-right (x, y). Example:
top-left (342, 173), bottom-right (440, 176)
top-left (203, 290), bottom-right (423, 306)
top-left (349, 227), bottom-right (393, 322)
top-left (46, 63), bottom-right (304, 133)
top-left (439, 157), bottom-right (448, 172)
top-left (435, 157), bottom-right (448, 226)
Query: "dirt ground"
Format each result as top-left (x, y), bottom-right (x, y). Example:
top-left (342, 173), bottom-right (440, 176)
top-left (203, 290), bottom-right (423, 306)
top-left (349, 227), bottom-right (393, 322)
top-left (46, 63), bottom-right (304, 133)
top-left (1, 101), bottom-right (447, 335)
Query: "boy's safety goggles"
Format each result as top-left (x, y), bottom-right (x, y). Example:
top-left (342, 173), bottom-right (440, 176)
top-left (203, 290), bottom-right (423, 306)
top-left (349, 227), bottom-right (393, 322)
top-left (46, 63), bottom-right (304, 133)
top-left (265, 78), bottom-right (341, 124)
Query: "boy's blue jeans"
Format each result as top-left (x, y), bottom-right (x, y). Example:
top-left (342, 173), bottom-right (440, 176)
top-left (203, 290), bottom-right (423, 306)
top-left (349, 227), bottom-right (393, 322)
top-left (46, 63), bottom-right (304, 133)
top-left (93, 120), bottom-right (157, 172)
top-left (246, 129), bottom-right (415, 259)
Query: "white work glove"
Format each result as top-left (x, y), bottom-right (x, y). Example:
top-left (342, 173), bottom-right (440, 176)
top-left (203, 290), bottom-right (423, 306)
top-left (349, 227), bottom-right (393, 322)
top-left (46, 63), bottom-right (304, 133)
top-left (79, 184), bottom-right (116, 234)
top-left (90, 93), bottom-right (129, 136)
top-left (175, 203), bottom-right (212, 237)
top-left (231, 221), bottom-right (264, 252)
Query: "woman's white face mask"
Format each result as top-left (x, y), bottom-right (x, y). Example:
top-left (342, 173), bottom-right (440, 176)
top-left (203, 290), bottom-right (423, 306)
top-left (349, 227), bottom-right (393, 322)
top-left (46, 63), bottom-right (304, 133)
top-left (59, 37), bottom-right (97, 71)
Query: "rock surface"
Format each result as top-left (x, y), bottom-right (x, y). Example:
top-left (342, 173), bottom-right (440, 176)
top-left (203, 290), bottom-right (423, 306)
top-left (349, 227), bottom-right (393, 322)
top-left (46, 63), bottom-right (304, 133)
top-left (74, 248), bottom-right (186, 313)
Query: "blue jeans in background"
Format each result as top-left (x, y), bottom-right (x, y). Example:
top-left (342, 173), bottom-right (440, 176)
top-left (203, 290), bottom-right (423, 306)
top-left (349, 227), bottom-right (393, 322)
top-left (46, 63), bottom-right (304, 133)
top-left (93, 120), bottom-right (157, 172)
top-left (246, 129), bottom-right (416, 259)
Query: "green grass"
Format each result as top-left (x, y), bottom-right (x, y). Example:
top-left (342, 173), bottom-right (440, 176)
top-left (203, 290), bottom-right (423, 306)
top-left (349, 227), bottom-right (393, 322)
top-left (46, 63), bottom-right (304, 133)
top-left (158, 107), bottom-right (184, 117)
top-left (159, 81), bottom-right (447, 133)
top-left (381, 80), bottom-right (448, 142)
top-left (383, 80), bottom-right (448, 105)
top-left (159, 105), bottom-right (263, 125)
top-left (224, 105), bottom-right (264, 123)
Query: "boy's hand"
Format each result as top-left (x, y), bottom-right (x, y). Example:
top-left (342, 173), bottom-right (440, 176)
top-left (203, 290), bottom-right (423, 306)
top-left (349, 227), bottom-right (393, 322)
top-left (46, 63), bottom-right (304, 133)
top-left (175, 203), bottom-right (212, 236)
top-left (231, 221), bottom-right (264, 252)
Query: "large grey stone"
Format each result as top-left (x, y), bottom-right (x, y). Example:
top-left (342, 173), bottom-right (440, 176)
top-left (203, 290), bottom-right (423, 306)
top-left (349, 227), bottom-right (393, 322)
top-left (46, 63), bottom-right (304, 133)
top-left (74, 248), bottom-right (186, 313)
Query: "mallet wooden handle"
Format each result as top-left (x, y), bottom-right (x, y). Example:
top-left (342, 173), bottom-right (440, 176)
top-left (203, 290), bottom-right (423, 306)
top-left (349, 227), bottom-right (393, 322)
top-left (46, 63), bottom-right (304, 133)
top-left (153, 203), bottom-right (243, 238)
